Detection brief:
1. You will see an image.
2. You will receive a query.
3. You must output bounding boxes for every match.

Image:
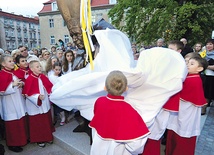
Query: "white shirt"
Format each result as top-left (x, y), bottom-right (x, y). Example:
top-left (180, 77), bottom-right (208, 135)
top-left (25, 78), bottom-right (51, 116)
top-left (90, 129), bottom-right (148, 155)
top-left (0, 75), bottom-right (26, 121)
top-left (47, 70), bottom-right (55, 78)
top-left (62, 62), bottom-right (73, 75)
top-left (49, 74), bottom-right (59, 85)
top-left (167, 100), bottom-right (201, 137)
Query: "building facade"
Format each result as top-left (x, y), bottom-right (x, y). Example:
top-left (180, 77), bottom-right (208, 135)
top-left (0, 9), bottom-right (40, 51)
top-left (38, 0), bottom-right (116, 50)
top-left (37, 0), bottom-right (71, 50)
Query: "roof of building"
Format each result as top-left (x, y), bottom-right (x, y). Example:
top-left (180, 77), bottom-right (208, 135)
top-left (38, 0), bottom-right (55, 14)
top-left (0, 10), bottom-right (39, 24)
top-left (91, 0), bottom-right (109, 6)
top-left (38, 0), bottom-right (111, 14)
top-left (44, 0), bottom-right (55, 3)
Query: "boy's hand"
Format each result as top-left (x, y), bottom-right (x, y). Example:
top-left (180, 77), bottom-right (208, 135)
top-left (17, 81), bottom-right (24, 88)
top-left (12, 79), bottom-right (21, 87)
top-left (39, 95), bottom-right (45, 100)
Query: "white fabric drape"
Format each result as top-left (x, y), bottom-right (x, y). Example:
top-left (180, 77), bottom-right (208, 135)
top-left (50, 29), bottom-right (187, 126)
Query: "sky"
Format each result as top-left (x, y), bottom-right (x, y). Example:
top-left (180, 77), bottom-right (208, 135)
top-left (0, 0), bottom-right (48, 16)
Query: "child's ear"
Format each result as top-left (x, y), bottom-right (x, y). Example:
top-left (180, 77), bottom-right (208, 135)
top-left (1, 62), bottom-right (5, 67)
top-left (104, 86), bottom-right (107, 91)
top-left (177, 49), bottom-right (182, 53)
top-left (197, 66), bottom-right (203, 73)
top-left (125, 86), bottom-right (128, 92)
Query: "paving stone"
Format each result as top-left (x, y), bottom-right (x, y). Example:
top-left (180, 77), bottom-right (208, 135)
top-left (1, 105), bottom-right (214, 155)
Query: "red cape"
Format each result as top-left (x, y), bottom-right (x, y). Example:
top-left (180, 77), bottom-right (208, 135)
top-left (13, 67), bottom-right (28, 82)
top-left (163, 92), bottom-right (180, 112)
top-left (22, 73), bottom-right (53, 96)
top-left (89, 94), bottom-right (150, 141)
top-left (0, 69), bottom-right (13, 92)
top-left (180, 74), bottom-right (207, 106)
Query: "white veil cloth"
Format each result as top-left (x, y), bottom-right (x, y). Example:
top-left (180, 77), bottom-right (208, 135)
top-left (50, 29), bottom-right (187, 126)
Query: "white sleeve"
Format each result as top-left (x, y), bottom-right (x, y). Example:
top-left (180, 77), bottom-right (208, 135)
top-left (124, 137), bottom-right (148, 155)
top-left (26, 94), bottom-right (40, 107)
top-left (0, 83), bottom-right (16, 95)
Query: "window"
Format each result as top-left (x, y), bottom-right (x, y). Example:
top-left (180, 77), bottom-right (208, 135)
top-left (63, 20), bottom-right (67, 27)
top-left (11, 30), bottom-right (14, 36)
top-left (7, 42), bottom-right (10, 48)
top-left (50, 36), bottom-right (55, 44)
top-left (109, 17), bottom-right (112, 24)
top-left (92, 15), bottom-right (96, 23)
top-left (18, 41), bottom-right (22, 46)
top-left (49, 19), bottom-right (54, 28)
top-left (109, 0), bottom-right (116, 4)
top-left (34, 33), bottom-right (36, 39)
top-left (64, 35), bottom-right (69, 44)
top-left (5, 30), bottom-right (8, 37)
top-left (4, 19), bottom-right (8, 24)
top-left (24, 32), bottom-right (28, 38)
top-left (17, 21), bottom-right (20, 26)
top-left (10, 20), bottom-right (13, 26)
top-left (12, 42), bottom-right (16, 49)
top-left (23, 22), bottom-right (27, 28)
top-left (96, 13), bottom-right (103, 19)
top-left (52, 2), bottom-right (58, 11)
top-left (17, 31), bottom-right (21, 38)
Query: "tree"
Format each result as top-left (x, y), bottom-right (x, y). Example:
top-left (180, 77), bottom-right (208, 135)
top-left (108, 0), bottom-right (214, 46)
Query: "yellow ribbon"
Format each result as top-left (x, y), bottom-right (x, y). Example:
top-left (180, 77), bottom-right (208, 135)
top-left (200, 50), bottom-right (206, 58)
top-left (80, 0), bottom-right (94, 70)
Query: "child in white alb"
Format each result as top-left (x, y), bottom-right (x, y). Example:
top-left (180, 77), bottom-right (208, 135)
top-left (89, 70), bottom-right (150, 155)
top-left (166, 56), bottom-right (208, 155)
top-left (49, 62), bottom-right (66, 126)
top-left (22, 60), bottom-right (54, 148)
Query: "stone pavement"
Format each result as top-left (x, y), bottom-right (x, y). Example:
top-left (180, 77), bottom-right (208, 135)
top-left (0, 106), bottom-right (213, 155)
top-left (195, 105), bottom-right (214, 155)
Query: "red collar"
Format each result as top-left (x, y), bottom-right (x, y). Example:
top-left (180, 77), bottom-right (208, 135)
top-left (2, 68), bottom-right (13, 74)
top-left (19, 67), bottom-right (28, 72)
top-left (107, 94), bottom-right (124, 101)
top-left (30, 73), bottom-right (41, 78)
top-left (0, 69), bottom-right (13, 92)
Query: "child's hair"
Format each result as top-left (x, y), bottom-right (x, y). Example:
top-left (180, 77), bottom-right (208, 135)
top-left (53, 62), bottom-right (62, 76)
top-left (29, 60), bottom-right (40, 69)
top-left (11, 49), bottom-right (21, 59)
top-left (53, 62), bottom-right (62, 69)
top-left (15, 54), bottom-right (26, 65)
top-left (56, 48), bottom-right (63, 55)
top-left (45, 55), bottom-right (59, 73)
top-left (184, 52), bottom-right (201, 59)
top-left (0, 54), bottom-right (12, 64)
top-left (105, 70), bottom-right (127, 96)
top-left (62, 49), bottom-right (75, 72)
top-left (38, 54), bottom-right (42, 58)
top-left (168, 40), bottom-right (184, 50)
top-left (0, 54), bottom-right (13, 70)
top-left (39, 47), bottom-right (47, 55)
top-left (206, 39), bottom-right (214, 45)
top-left (190, 56), bottom-right (208, 72)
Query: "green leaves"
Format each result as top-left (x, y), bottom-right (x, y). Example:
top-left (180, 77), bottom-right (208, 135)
top-left (108, 0), bottom-right (214, 46)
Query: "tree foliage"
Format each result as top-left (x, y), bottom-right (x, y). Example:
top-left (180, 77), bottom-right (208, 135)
top-left (108, 0), bottom-right (214, 46)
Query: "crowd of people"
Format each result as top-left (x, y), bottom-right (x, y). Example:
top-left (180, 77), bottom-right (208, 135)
top-left (0, 42), bottom-right (80, 153)
top-left (132, 38), bottom-right (214, 116)
top-left (127, 38), bottom-right (214, 155)
top-left (0, 36), bottom-right (213, 155)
